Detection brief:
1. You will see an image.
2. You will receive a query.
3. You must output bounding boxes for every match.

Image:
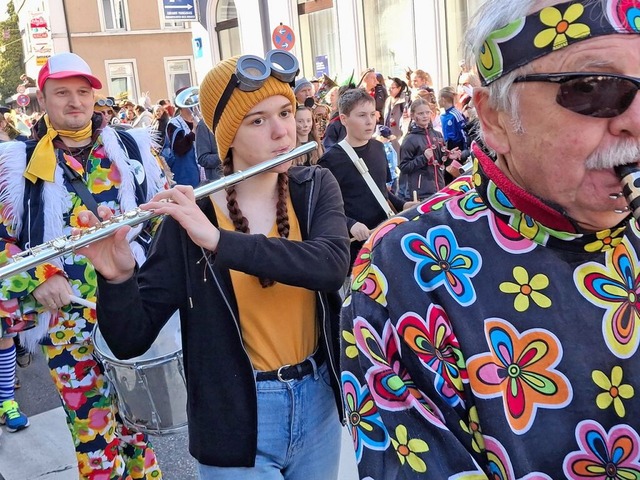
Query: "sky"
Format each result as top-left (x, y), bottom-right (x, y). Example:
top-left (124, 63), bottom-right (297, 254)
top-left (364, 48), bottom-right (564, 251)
top-left (0, 0), bottom-right (9, 22)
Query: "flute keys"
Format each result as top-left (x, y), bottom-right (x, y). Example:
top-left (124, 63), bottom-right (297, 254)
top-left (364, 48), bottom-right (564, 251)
top-left (52, 238), bottom-right (67, 251)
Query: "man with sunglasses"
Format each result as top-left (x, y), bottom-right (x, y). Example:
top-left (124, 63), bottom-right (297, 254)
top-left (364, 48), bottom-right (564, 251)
top-left (340, 0), bottom-right (640, 478)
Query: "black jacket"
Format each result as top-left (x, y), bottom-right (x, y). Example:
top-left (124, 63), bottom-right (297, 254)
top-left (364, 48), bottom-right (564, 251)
top-left (398, 123), bottom-right (446, 200)
top-left (318, 140), bottom-right (404, 265)
top-left (96, 166), bottom-right (350, 467)
top-left (322, 114), bottom-right (346, 150)
top-left (195, 122), bottom-right (221, 180)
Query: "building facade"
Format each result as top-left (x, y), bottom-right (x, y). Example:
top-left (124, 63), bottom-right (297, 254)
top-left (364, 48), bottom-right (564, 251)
top-left (11, 0), bottom-right (195, 107)
top-left (6, 0), bottom-right (485, 111)
top-left (196, 0), bottom-right (485, 91)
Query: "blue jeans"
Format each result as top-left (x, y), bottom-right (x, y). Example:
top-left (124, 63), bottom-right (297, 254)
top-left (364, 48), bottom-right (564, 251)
top-left (198, 362), bottom-right (342, 480)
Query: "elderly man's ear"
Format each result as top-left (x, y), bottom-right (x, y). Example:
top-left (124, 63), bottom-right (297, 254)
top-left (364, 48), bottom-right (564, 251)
top-left (473, 87), bottom-right (511, 156)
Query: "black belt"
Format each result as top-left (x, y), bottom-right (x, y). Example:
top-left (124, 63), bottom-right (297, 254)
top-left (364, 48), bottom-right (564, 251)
top-left (256, 349), bottom-right (324, 382)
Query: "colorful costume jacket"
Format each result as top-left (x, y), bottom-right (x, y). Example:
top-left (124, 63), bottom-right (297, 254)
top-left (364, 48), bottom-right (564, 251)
top-left (341, 148), bottom-right (640, 479)
top-left (0, 122), bottom-right (165, 348)
top-left (0, 120), bottom-right (166, 479)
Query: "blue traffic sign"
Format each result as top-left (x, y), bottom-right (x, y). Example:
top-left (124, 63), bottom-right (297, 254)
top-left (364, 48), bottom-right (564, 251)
top-left (163, 0), bottom-right (197, 21)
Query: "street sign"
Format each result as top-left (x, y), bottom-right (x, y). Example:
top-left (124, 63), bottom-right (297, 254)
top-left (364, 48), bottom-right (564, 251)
top-left (36, 55), bottom-right (50, 66)
top-left (16, 95), bottom-right (30, 107)
top-left (16, 85), bottom-right (26, 94)
top-left (272, 24), bottom-right (295, 51)
top-left (163, 0), bottom-right (197, 21)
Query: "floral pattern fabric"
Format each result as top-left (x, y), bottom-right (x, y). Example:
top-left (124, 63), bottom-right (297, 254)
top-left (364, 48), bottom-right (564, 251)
top-left (477, 0), bottom-right (640, 85)
top-left (341, 151), bottom-right (640, 479)
top-left (0, 136), bottom-right (162, 479)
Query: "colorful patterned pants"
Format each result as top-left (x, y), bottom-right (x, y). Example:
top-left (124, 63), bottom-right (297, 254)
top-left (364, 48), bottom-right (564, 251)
top-left (44, 343), bottom-right (163, 480)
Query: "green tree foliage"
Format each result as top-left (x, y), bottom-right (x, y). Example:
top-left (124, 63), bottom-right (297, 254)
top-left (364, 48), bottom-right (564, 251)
top-left (0, 1), bottom-right (25, 102)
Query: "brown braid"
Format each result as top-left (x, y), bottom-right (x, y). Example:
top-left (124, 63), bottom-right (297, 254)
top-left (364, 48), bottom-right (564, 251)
top-left (222, 155), bottom-right (290, 288)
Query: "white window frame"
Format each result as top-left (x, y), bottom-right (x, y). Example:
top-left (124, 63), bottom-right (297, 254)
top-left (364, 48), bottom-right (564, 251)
top-left (164, 56), bottom-right (196, 99)
top-left (97, 0), bottom-right (130, 32)
top-left (104, 58), bottom-right (141, 103)
top-left (156, 0), bottom-right (189, 29)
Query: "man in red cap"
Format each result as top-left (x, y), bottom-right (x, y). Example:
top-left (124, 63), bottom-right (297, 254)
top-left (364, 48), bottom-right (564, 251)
top-left (0, 52), bottom-right (164, 479)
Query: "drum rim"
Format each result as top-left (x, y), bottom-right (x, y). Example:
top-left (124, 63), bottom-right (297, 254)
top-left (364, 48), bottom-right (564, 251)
top-left (91, 313), bottom-right (182, 365)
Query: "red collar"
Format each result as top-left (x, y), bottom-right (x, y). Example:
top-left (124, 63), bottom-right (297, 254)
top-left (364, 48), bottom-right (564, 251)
top-left (474, 146), bottom-right (577, 233)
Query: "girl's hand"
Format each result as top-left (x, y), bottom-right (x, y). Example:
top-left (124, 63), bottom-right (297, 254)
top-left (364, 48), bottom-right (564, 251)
top-left (141, 185), bottom-right (220, 252)
top-left (446, 147), bottom-right (462, 161)
top-left (76, 206), bottom-right (136, 283)
top-left (424, 147), bottom-right (435, 161)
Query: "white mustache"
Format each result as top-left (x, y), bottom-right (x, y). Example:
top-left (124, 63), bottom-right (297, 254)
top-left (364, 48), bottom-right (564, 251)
top-left (585, 140), bottom-right (640, 170)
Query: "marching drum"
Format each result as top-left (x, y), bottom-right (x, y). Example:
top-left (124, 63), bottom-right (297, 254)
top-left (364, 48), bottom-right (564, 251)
top-left (92, 311), bottom-right (188, 435)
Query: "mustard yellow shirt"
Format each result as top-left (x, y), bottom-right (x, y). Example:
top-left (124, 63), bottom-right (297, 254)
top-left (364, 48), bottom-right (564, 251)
top-left (213, 194), bottom-right (317, 371)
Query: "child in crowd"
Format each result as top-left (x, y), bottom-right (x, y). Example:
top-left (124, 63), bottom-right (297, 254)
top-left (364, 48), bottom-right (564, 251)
top-left (294, 105), bottom-right (324, 166)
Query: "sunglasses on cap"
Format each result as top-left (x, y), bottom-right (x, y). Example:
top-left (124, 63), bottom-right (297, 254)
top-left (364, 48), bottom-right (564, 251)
top-left (513, 72), bottom-right (640, 118)
top-left (95, 98), bottom-right (115, 107)
top-left (212, 49), bottom-right (299, 130)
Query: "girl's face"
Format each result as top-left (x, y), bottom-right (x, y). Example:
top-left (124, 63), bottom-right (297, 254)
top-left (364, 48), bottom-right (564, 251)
top-left (389, 82), bottom-right (401, 98)
top-left (412, 104), bottom-right (432, 129)
top-left (230, 95), bottom-right (296, 173)
top-left (295, 108), bottom-right (313, 138)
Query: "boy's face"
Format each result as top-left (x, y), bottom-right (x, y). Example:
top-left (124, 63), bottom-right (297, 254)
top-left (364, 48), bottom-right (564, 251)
top-left (340, 100), bottom-right (376, 143)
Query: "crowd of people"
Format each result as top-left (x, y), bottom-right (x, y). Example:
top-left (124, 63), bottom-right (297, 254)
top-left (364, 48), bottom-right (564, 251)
top-left (1, 0), bottom-right (640, 478)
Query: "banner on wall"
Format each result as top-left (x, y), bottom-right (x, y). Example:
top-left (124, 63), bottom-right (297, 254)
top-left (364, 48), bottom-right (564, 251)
top-left (29, 13), bottom-right (50, 45)
top-left (314, 55), bottom-right (329, 78)
top-left (29, 11), bottom-right (53, 66)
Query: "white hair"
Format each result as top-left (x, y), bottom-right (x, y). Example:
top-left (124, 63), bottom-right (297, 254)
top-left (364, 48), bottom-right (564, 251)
top-left (464, 0), bottom-right (608, 128)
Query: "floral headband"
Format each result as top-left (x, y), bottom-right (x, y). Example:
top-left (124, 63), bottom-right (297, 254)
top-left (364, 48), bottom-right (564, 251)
top-left (477, 0), bottom-right (640, 86)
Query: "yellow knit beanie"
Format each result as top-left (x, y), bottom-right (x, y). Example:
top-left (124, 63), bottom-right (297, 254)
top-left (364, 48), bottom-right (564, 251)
top-left (200, 56), bottom-right (297, 161)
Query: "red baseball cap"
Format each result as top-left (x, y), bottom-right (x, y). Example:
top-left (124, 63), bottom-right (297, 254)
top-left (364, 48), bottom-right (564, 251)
top-left (37, 52), bottom-right (102, 91)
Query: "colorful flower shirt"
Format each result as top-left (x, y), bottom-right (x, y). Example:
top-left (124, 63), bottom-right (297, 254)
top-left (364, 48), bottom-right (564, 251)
top-left (0, 128), bottom-right (164, 346)
top-left (341, 150), bottom-right (640, 479)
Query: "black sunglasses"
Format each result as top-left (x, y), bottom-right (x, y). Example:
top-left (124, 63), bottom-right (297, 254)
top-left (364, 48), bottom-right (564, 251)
top-left (513, 72), bottom-right (640, 118)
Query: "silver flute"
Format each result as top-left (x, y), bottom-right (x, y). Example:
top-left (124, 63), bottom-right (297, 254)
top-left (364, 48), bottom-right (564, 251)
top-left (0, 142), bottom-right (316, 281)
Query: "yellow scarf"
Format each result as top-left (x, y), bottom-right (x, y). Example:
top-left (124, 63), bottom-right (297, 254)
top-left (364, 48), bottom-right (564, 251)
top-left (24, 114), bottom-right (93, 183)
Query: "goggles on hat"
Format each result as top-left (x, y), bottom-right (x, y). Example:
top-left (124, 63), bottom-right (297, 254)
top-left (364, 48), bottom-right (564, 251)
top-left (95, 98), bottom-right (114, 107)
top-left (513, 72), bottom-right (640, 118)
top-left (212, 49), bottom-right (299, 131)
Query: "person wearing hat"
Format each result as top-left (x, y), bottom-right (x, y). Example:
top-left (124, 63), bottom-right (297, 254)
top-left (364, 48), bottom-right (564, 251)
top-left (79, 52), bottom-right (350, 478)
top-left (0, 107), bottom-right (25, 142)
top-left (162, 86), bottom-right (201, 187)
top-left (0, 52), bottom-right (165, 479)
top-left (293, 76), bottom-right (314, 105)
top-left (93, 94), bottom-right (116, 126)
top-left (341, 0), bottom-right (640, 478)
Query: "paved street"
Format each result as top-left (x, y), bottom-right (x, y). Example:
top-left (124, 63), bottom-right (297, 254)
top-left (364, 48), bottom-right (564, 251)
top-left (0, 348), bottom-right (358, 479)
